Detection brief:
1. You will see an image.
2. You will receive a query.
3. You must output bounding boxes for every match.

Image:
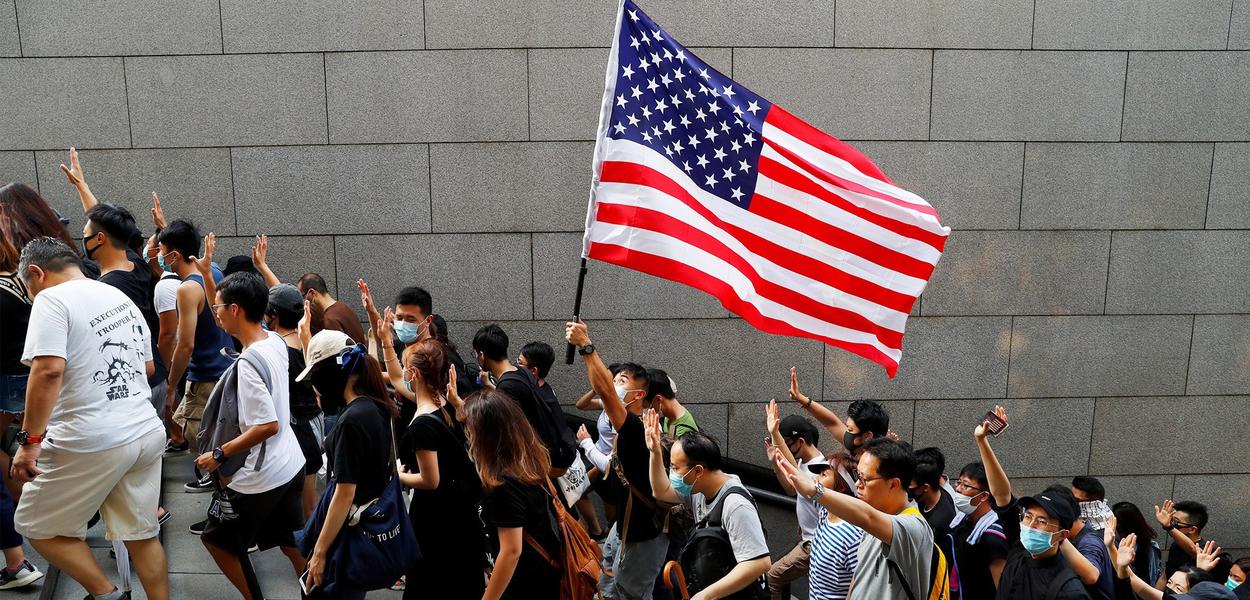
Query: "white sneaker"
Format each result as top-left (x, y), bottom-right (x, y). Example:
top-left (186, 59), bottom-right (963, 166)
top-left (0, 560), bottom-right (44, 589)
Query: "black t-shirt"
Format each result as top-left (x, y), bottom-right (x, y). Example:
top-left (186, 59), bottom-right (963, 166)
top-left (496, 368), bottom-right (575, 470)
top-left (952, 514), bottom-right (1011, 600)
top-left (481, 478), bottom-right (561, 600)
top-left (924, 488), bottom-right (958, 563)
top-left (399, 407), bottom-right (483, 510)
top-left (327, 398), bottom-right (392, 504)
top-left (613, 412), bottom-right (662, 542)
top-left (993, 496), bottom-right (1090, 600)
top-left (285, 345), bottom-right (320, 423)
top-left (1164, 536), bottom-right (1234, 582)
top-left (0, 274), bottom-right (31, 375)
top-left (97, 254), bottom-right (167, 386)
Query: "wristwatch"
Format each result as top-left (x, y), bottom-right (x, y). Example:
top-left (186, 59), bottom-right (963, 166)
top-left (577, 343), bottom-right (596, 356)
top-left (805, 481), bottom-right (826, 502)
top-left (16, 431), bottom-right (42, 446)
top-left (212, 446), bottom-right (226, 463)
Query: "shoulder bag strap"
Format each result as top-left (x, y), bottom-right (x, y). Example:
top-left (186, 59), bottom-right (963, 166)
top-left (887, 558), bottom-right (918, 600)
top-left (522, 531), bottom-right (560, 570)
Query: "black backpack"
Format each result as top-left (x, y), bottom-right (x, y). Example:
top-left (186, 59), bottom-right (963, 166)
top-left (498, 368), bottom-right (577, 470)
top-left (679, 487), bottom-right (768, 600)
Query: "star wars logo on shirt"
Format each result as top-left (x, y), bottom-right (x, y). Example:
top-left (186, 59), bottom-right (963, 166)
top-left (88, 304), bottom-right (147, 401)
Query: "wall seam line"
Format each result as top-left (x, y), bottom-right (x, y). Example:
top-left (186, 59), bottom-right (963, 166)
top-left (1203, 143), bottom-right (1216, 228)
top-left (121, 56), bottom-right (134, 148)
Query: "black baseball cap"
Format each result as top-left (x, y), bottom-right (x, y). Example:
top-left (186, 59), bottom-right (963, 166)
top-left (779, 415), bottom-right (818, 444)
top-left (1020, 493), bottom-right (1077, 529)
top-left (806, 460), bottom-right (834, 474)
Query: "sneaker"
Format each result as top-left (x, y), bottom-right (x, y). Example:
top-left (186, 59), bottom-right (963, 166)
top-left (157, 508), bottom-right (173, 526)
top-left (184, 477), bottom-right (213, 493)
top-left (189, 519), bottom-right (207, 535)
top-left (391, 576), bottom-right (406, 591)
top-left (163, 439), bottom-right (188, 455)
top-left (246, 544), bottom-right (259, 554)
top-left (0, 561), bottom-right (43, 589)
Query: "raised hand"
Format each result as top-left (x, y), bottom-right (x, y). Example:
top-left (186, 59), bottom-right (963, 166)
top-left (59, 147), bottom-right (85, 187)
top-left (189, 232), bottom-right (215, 279)
top-left (772, 447), bottom-right (817, 497)
top-left (766, 399), bottom-right (781, 434)
top-left (1154, 499), bottom-right (1175, 529)
top-left (1103, 515), bottom-right (1118, 552)
top-left (788, 367), bottom-right (809, 406)
top-left (576, 424), bottom-right (591, 443)
top-left (298, 300), bottom-right (313, 349)
top-left (151, 192), bottom-right (167, 229)
top-left (378, 306), bottom-right (396, 346)
top-left (357, 278), bottom-right (382, 326)
top-left (1197, 540), bottom-right (1223, 572)
top-left (251, 234), bottom-right (268, 268)
top-left (975, 405), bottom-right (1008, 440)
top-left (565, 318), bottom-right (591, 348)
top-left (446, 364), bottom-right (462, 409)
top-left (1114, 534), bottom-right (1137, 573)
top-left (643, 408), bottom-right (662, 453)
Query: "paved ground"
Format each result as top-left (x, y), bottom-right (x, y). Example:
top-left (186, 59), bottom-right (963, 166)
top-left (25, 453), bottom-right (403, 600)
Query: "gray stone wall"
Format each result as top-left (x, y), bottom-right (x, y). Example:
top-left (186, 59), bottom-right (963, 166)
top-left (3, 0), bottom-right (1248, 556)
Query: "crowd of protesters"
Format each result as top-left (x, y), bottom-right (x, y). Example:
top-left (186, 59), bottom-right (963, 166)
top-left (1, 152), bottom-right (1247, 600)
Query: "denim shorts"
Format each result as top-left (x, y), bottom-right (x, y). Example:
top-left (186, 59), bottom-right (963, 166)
top-left (0, 374), bottom-right (26, 414)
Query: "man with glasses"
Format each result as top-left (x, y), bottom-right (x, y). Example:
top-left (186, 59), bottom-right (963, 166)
top-left (764, 406), bottom-right (828, 600)
top-left (774, 436), bottom-right (934, 599)
top-left (948, 462), bottom-right (1010, 599)
top-left (1157, 500), bottom-right (1235, 584)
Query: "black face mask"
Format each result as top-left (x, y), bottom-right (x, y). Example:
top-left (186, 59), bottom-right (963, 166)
top-left (843, 431), bottom-right (863, 453)
top-left (82, 234), bottom-right (103, 260)
top-left (310, 364), bottom-right (350, 415)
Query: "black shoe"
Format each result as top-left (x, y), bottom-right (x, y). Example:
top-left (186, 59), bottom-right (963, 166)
top-left (189, 519), bottom-right (207, 535)
top-left (184, 477), bottom-right (213, 493)
top-left (163, 439), bottom-right (188, 455)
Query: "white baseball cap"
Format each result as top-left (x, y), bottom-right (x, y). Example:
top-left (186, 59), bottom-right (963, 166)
top-left (295, 329), bottom-right (358, 382)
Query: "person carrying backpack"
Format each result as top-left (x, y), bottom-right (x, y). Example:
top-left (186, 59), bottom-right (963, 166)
top-left (773, 437), bottom-right (947, 600)
top-left (641, 412), bottom-right (771, 600)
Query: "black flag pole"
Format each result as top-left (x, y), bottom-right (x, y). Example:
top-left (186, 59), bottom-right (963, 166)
top-left (564, 258), bottom-right (590, 364)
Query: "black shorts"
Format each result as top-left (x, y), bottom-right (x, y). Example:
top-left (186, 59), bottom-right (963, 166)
top-left (202, 471), bottom-right (305, 553)
top-left (292, 420), bottom-right (324, 476)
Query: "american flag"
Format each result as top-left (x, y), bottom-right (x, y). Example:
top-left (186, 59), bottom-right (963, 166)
top-left (581, 0), bottom-right (950, 376)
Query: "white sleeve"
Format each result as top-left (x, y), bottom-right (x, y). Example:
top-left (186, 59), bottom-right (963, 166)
top-left (579, 438), bottom-right (611, 472)
top-left (22, 294), bottom-right (69, 364)
top-left (154, 278), bottom-right (178, 314)
top-left (237, 359), bottom-right (277, 427)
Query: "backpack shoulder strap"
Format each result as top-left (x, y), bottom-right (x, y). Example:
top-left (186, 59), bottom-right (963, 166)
top-left (0, 274), bottom-right (30, 305)
top-left (235, 348), bottom-right (276, 471)
top-left (707, 485), bottom-right (754, 528)
top-left (1042, 566), bottom-right (1080, 600)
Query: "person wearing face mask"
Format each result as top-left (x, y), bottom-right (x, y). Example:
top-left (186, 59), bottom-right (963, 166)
top-left (1157, 500), bottom-right (1236, 585)
top-left (1228, 558), bottom-right (1249, 595)
top-left (947, 462), bottom-right (1009, 599)
top-left (786, 367), bottom-right (889, 457)
top-left (646, 415), bottom-right (771, 600)
top-left (395, 338), bottom-right (486, 600)
top-left (764, 401), bottom-right (827, 600)
top-left (567, 320), bottom-right (671, 600)
top-left (1113, 534), bottom-right (1234, 600)
top-left (1072, 476), bottom-right (1115, 536)
top-left (909, 446), bottom-right (957, 585)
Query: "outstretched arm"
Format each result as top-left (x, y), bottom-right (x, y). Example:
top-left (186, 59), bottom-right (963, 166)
top-left (773, 449), bottom-right (896, 544)
top-left (1114, 534), bottom-right (1163, 600)
top-left (766, 399), bottom-right (799, 497)
top-left (789, 367), bottom-right (848, 446)
top-left (645, 410), bottom-right (681, 504)
top-left (60, 148), bottom-right (100, 213)
top-left (377, 307), bottom-right (413, 401)
top-left (974, 405), bottom-right (1013, 508)
top-left (251, 235), bottom-right (280, 288)
top-left (565, 320), bottom-right (624, 430)
top-left (1154, 500), bottom-right (1198, 559)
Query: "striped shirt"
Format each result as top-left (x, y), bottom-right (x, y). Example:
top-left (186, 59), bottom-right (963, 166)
top-left (809, 507), bottom-right (865, 600)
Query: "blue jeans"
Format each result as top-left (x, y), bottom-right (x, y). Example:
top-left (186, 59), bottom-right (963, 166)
top-left (0, 374), bottom-right (26, 414)
top-left (0, 458), bottom-right (21, 551)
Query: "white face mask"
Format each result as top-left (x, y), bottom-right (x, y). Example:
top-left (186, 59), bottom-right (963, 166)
top-left (952, 491), bottom-right (978, 515)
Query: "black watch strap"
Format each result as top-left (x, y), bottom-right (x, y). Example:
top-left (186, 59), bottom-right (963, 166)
top-left (577, 343), bottom-right (596, 356)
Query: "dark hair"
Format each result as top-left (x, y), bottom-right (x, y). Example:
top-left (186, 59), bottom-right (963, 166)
top-left (1071, 476), bottom-right (1106, 501)
top-left (1112, 502), bottom-right (1157, 541)
top-left (156, 219), bottom-right (201, 259)
top-left (0, 183), bottom-right (79, 270)
top-left (267, 305), bottom-right (302, 329)
top-left (463, 390), bottom-right (551, 490)
top-left (298, 272), bottom-right (330, 294)
top-left (353, 352), bottom-right (399, 419)
top-left (18, 237), bottom-right (83, 279)
top-left (520, 341), bottom-right (555, 379)
top-left (829, 452), bottom-right (856, 495)
top-left (472, 324), bottom-right (509, 362)
top-left (85, 203), bottom-right (141, 250)
top-left (402, 338), bottom-right (450, 396)
top-left (217, 272), bottom-right (268, 323)
top-left (911, 447), bottom-right (944, 489)
top-left (862, 438), bottom-right (915, 487)
top-left (429, 314), bottom-right (455, 351)
top-left (1173, 501), bottom-right (1209, 531)
top-left (959, 462), bottom-right (989, 492)
top-left (394, 286), bottom-right (432, 316)
top-left (1234, 557), bottom-right (1250, 575)
top-left (847, 399), bottom-right (889, 436)
top-left (1175, 565), bottom-right (1216, 588)
top-left (677, 431), bottom-right (723, 471)
top-left (615, 361), bottom-right (647, 382)
top-left (644, 367), bottom-right (676, 402)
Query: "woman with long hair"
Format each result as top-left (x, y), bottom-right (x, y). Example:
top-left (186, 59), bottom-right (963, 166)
top-left (459, 389), bottom-right (561, 600)
top-left (1112, 501), bottom-right (1162, 587)
top-left (298, 325), bottom-right (399, 600)
top-left (391, 331), bottom-right (487, 600)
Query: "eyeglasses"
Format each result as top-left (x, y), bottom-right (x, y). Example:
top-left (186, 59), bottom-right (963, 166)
top-left (1019, 508), bottom-right (1056, 530)
top-left (854, 472), bottom-right (887, 488)
top-left (210, 303), bottom-right (231, 313)
top-left (1171, 519), bottom-right (1198, 529)
top-left (954, 480), bottom-right (984, 493)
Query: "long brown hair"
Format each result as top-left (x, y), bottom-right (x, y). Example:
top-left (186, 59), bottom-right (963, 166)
top-left (401, 338), bottom-right (449, 395)
top-left (350, 351), bottom-right (399, 419)
top-left (462, 390), bottom-right (551, 491)
top-left (0, 183), bottom-right (79, 271)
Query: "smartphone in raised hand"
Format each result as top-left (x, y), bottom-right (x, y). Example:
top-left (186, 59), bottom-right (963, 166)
top-left (981, 410), bottom-right (1008, 436)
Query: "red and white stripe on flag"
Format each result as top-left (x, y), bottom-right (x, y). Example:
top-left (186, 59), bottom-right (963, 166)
top-left (581, 1), bottom-right (949, 377)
